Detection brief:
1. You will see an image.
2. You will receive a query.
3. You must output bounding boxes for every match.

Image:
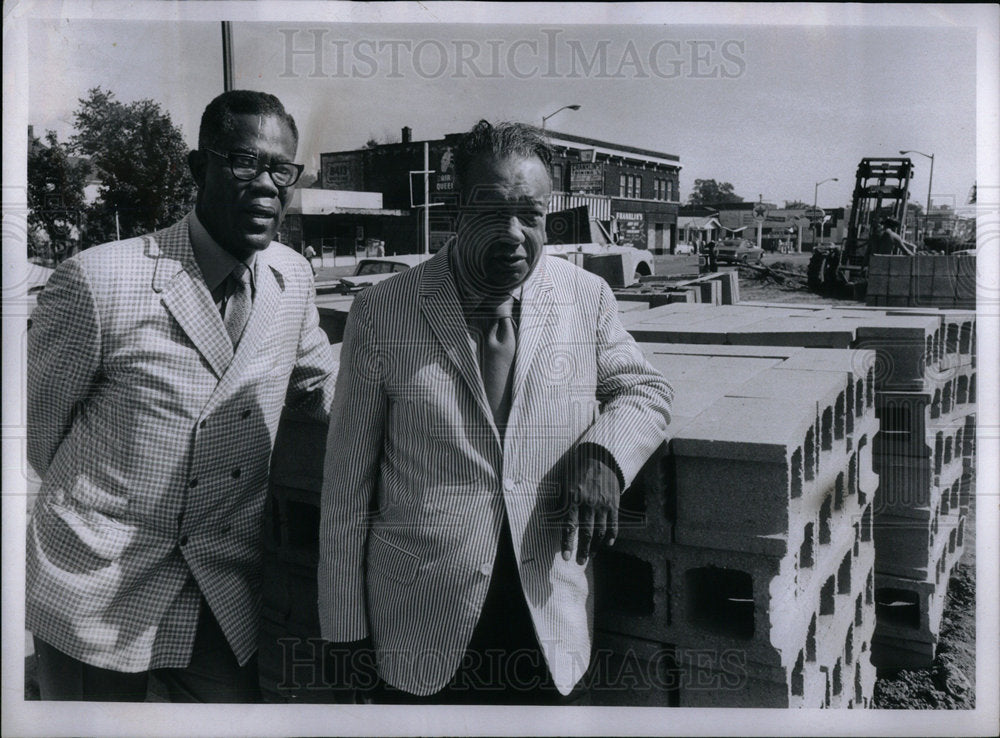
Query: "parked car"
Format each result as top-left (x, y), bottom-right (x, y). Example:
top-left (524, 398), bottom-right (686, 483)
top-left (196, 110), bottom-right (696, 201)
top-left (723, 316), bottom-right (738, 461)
top-left (334, 254), bottom-right (432, 291)
top-left (673, 241), bottom-right (697, 255)
top-left (715, 238), bottom-right (763, 265)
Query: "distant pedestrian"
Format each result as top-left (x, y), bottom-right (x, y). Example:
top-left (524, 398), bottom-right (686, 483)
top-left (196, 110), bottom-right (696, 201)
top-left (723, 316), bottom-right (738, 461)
top-left (707, 240), bottom-right (718, 272)
top-left (304, 243), bottom-right (317, 275)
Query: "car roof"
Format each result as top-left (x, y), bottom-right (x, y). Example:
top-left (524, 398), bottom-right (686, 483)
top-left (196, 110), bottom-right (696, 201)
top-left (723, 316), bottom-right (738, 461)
top-left (357, 254), bottom-right (432, 267)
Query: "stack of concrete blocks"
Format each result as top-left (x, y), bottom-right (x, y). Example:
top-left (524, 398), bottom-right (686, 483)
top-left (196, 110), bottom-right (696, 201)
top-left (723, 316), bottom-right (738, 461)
top-left (258, 343), bottom-right (342, 702)
top-left (617, 302), bottom-right (976, 671)
top-left (866, 253), bottom-right (976, 309)
top-left (617, 271), bottom-right (739, 307)
top-left (592, 343), bottom-right (879, 708)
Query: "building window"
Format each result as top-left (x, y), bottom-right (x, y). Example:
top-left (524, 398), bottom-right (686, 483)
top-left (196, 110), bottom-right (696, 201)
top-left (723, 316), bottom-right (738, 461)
top-left (552, 163), bottom-right (563, 191)
top-left (620, 174), bottom-right (627, 197)
top-left (666, 180), bottom-right (674, 202)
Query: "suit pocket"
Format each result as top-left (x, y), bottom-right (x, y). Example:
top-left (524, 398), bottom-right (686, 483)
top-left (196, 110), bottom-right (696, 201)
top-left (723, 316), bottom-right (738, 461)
top-left (367, 530), bottom-right (420, 585)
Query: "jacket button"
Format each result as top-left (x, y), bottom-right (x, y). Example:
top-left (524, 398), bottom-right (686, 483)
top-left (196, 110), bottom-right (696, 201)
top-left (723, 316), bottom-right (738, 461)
top-left (231, 468), bottom-right (241, 479)
top-left (479, 562), bottom-right (492, 576)
top-left (188, 479), bottom-right (199, 488)
top-left (199, 419), bottom-right (207, 429)
top-left (502, 478), bottom-right (515, 492)
top-left (179, 535), bottom-right (189, 546)
top-left (241, 409), bottom-right (251, 419)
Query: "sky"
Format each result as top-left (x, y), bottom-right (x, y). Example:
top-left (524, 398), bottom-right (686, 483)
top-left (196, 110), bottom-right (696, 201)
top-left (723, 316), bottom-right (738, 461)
top-left (18, 3), bottom-right (988, 213)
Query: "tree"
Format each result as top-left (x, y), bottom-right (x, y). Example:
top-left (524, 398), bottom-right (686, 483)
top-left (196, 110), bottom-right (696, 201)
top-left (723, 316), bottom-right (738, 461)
top-left (783, 200), bottom-right (811, 210)
top-left (71, 87), bottom-right (196, 245)
top-left (688, 179), bottom-right (743, 206)
top-left (27, 129), bottom-right (90, 264)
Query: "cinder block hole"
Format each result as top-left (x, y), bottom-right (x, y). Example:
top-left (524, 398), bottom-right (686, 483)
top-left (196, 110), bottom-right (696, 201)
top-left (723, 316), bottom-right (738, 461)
top-left (833, 659), bottom-right (843, 696)
top-left (285, 499), bottom-right (321, 552)
top-left (855, 379), bottom-right (865, 417)
top-left (932, 511), bottom-right (939, 537)
top-left (805, 428), bottom-right (816, 482)
top-left (848, 452), bottom-right (859, 502)
top-left (944, 436), bottom-right (953, 465)
top-left (820, 496), bottom-right (832, 545)
top-left (969, 373), bottom-right (976, 403)
top-left (878, 401), bottom-right (913, 449)
top-left (853, 523), bottom-right (860, 557)
top-left (594, 549), bottom-right (655, 617)
top-left (800, 522), bottom-right (815, 568)
top-left (949, 528), bottom-right (957, 554)
top-left (934, 433), bottom-right (944, 475)
top-left (861, 506), bottom-right (871, 543)
top-left (959, 323), bottom-right (972, 355)
top-left (855, 594), bottom-right (863, 627)
top-left (950, 482), bottom-right (960, 511)
top-left (939, 494), bottom-right (948, 517)
top-left (947, 324), bottom-right (959, 354)
top-left (823, 668), bottom-right (831, 707)
top-left (792, 650), bottom-right (805, 696)
top-left (957, 375), bottom-right (969, 405)
top-left (963, 416), bottom-right (976, 456)
top-left (931, 389), bottom-right (941, 420)
top-left (791, 447), bottom-right (803, 499)
top-left (875, 587), bottom-right (920, 629)
top-left (835, 392), bottom-right (846, 441)
top-left (845, 624), bottom-right (854, 664)
top-left (846, 383), bottom-right (855, 435)
top-left (866, 369), bottom-right (874, 409)
top-left (925, 336), bottom-right (933, 366)
top-left (821, 576), bottom-right (835, 616)
top-left (821, 407), bottom-right (833, 452)
top-left (865, 571), bottom-right (873, 606)
top-left (955, 429), bottom-right (965, 461)
top-left (957, 518), bottom-right (965, 548)
top-left (835, 472), bottom-right (845, 510)
top-left (807, 614), bottom-right (817, 661)
top-left (685, 566), bottom-right (754, 639)
top-left (855, 662), bottom-right (863, 704)
top-left (838, 551), bottom-right (852, 595)
top-left (943, 383), bottom-right (953, 414)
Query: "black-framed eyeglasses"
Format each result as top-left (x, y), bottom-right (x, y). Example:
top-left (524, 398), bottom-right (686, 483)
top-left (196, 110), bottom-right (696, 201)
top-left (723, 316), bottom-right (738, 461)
top-left (204, 148), bottom-right (304, 187)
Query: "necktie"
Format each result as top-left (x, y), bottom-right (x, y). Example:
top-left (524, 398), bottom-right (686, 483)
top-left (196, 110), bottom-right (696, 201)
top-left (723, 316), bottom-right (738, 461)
top-left (224, 262), bottom-right (253, 348)
top-left (478, 296), bottom-right (517, 432)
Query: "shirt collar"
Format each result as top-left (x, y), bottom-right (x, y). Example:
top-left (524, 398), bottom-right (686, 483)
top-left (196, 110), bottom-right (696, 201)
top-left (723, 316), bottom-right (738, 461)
top-left (188, 210), bottom-right (256, 292)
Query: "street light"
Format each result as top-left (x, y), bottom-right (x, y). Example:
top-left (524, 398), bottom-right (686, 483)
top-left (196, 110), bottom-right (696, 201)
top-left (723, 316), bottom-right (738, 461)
top-left (541, 104), bottom-right (581, 129)
top-left (900, 149), bottom-right (934, 240)
top-left (813, 177), bottom-right (838, 246)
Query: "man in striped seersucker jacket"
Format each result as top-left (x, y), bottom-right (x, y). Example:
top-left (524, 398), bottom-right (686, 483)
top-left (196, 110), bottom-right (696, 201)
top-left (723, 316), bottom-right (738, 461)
top-left (318, 120), bottom-right (673, 704)
top-left (26, 90), bottom-right (336, 702)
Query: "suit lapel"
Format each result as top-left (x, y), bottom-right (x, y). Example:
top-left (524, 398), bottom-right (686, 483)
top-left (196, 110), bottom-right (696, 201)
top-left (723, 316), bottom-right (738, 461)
top-left (512, 257), bottom-right (556, 402)
top-left (419, 249), bottom-right (495, 430)
top-left (153, 219), bottom-right (233, 378)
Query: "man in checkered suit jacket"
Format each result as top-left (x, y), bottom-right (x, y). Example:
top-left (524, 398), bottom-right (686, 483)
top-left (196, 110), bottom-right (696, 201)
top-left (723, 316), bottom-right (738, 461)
top-left (318, 121), bottom-right (672, 703)
top-left (26, 91), bottom-right (336, 702)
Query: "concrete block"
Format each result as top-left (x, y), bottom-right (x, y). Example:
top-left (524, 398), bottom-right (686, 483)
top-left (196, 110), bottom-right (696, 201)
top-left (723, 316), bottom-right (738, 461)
top-left (714, 271), bottom-right (739, 304)
top-left (726, 317), bottom-right (857, 349)
top-left (872, 511), bottom-right (959, 580)
top-left (593, 537), bottom-right (672, 642)
top-left (619, 444), bottom-right (674, 545)
top-left (851, 314), bottom-right (941, 392)
top-left (590, 632), bottom-right (678, 706)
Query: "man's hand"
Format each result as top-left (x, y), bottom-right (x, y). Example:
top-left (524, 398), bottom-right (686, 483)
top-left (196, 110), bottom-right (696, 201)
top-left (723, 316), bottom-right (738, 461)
top-left (560, 445), bottom-right (622, 565)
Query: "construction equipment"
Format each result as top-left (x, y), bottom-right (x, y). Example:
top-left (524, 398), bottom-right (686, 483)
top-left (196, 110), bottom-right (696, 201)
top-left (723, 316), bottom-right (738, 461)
top-left (808, 157), bottom-right (914, 298)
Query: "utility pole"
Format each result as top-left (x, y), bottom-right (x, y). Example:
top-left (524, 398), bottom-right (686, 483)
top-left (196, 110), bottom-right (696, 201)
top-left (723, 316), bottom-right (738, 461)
top-left (222, 21), bottom-right (235, 92)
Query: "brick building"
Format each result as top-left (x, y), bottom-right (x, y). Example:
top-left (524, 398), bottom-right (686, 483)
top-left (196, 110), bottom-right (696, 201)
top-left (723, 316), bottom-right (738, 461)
top-left (316, 126), bottom-right (683, 255)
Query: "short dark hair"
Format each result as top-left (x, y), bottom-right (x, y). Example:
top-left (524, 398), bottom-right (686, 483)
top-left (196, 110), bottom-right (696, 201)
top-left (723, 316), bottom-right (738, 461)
top-left (198, 90), bottom-right (298, 151)
top-left (454, 120), bottom-right (553, 201)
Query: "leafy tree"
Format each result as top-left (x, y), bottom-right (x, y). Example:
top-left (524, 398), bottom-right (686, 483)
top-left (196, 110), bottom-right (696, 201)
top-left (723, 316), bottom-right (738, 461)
top-left (783, 200), bottom-right (811, 210)
top-left (27, 129), bottom-right (90, 264)
top-left (71, 87), bottom-right (196, 245)
top-left (688, 179), bottom-right (743, 206)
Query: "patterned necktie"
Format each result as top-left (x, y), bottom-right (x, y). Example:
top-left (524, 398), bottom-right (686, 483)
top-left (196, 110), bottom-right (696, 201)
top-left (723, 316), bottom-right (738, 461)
top-left (479, 296), bottom-right (517, 431)
top-left (224, 262), bottom-right (253, 348)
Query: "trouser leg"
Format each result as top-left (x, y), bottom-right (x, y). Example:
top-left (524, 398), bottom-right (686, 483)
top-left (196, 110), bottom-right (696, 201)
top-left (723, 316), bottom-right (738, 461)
top-left (33, 637), bottom-right (149, 702)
